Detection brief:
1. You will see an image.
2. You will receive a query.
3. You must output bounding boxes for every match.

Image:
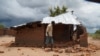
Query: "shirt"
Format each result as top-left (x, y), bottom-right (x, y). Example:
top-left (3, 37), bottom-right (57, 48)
top-left (46, 23), bottom-right (53, 37)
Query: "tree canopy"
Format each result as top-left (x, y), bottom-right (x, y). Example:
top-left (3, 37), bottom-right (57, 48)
top-left (95, 29), bottom-right (100, 34)
top-left (49, 6), bottom-right (68, 17)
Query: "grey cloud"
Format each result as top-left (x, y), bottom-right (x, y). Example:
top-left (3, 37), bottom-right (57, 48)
top-left (17, 0), bottom-right (48, 8)
top-left (0, 0), bottom-right (48, 20)
top-left (0, 0), bottom-right (100, 33)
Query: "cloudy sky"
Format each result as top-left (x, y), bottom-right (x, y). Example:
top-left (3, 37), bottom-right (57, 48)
top-left (0, 0), bottom-right (100, 33)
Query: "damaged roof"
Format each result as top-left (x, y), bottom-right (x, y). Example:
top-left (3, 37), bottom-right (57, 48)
top-left (42, 12), bottom-right (81, 25)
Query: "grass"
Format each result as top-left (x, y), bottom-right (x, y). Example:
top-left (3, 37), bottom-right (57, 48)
top-left (89, 33), bottom-right (100, 39)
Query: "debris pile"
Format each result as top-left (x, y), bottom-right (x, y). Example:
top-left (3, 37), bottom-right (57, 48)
top-left (53, 54), bottom-right (59, 56)
top-left (65, 44), bottom-right (98, 53)
top-left (0, 51), bottom-right (4, 53)
top-left (52, 44), bottom-right (99, 54)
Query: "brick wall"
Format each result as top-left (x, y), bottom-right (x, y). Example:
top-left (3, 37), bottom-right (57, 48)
top-left (53, 24), bottom-right (73, 43)
top-left (14, 22), bottom-right (88, 47)
top-left (79, 25), bottom-right (88, 47)
top-left (0, 29), bottom-right (4, 36)
top-left (6, 29), bottom-right (16, 36)
top-left (15, 24), bottom-right (45, 46)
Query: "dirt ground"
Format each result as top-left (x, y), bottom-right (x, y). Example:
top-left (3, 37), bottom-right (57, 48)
top-left (0, 35), bottom-right (100, 56)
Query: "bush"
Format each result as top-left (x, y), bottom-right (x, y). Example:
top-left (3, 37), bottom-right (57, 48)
top-left (0, 24), bottom-right (5, 29)
top-left (95, 29), bottom-right (100, 34)
top-left (92, 34), bottom-right (100, 39)
top-left (90, 29), bottom-right (100, 39)
top-left (89, 29), bottom-right (100, 39)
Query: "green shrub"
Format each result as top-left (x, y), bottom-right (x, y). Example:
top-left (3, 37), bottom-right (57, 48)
top-left (92, 34), bottom-right (100, 39)
top-left (95, 29), bottom-right (100, 34)
top-left (89, 29), bottom-right (100, 39)
top-left (0, 24), bottom-right (5, 29)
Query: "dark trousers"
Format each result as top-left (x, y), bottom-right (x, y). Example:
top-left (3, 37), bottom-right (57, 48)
top-left (44, 36), bottom-right (54, 50)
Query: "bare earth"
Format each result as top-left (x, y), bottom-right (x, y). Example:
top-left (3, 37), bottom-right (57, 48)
top-left (0, 35), bottom-right (100, 56)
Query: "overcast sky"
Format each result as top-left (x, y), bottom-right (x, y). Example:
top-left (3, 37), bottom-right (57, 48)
top-left (0, 0), bottom-right (100, 33)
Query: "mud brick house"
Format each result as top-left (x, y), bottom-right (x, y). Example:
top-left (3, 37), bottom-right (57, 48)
top-left (0, 28), bottom-right (9, 36)
top-left (11, 21), bottom-right (88, 47)
top-left (11, 21), bottom-right (46, 46)
top-left (11, 12), bottom-right (88, 47)
top-left (0, 29), bottom-right (4, 36)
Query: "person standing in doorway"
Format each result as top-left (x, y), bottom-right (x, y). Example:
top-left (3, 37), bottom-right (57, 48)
top-left (44, 21), bottom-right (54, 51)
top-left (72, 25), bottom-right (77, 44)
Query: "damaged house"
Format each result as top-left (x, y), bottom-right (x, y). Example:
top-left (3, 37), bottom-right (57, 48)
top-left (11, 12), bottom-right (88, 47)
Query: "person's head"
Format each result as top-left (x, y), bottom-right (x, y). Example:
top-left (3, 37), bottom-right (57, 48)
top-left (51, 21), bottom-right (55, 25)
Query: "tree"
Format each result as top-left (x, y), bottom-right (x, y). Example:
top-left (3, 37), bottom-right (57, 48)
top-left (95, 29), bottom-right (100, 34)
top-left (49, 6), bottom-right (68, 17)
top-left (61, 6), bottom-right (67, 14)
top-left (54, 6), bottom-right (61, 16)
top-left (0, 23), bottom-right (5, 29)
top-left (49, 8), bottom-right (55, 17)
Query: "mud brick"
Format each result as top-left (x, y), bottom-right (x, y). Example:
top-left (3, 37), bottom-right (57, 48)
top-left (44, 49), bottom-right (51, 52)
top-left (18, 48), bottom-right (21, 50)
top-left (58, 50), bottom-right (63, 53)
top-left (71, 49), bottom-right (76, 53)
top-left (53, 54), bottom-right (59, 56)
top-left (80, 33), bottom-right (88, 47)
top-left (54, 49), bottom-right (59, 52)
top-left (65, 48), bottom-right (72, 53)
top-left (86, 53), bottom-right (91, 56)
top-left (0, 51), bottom-right (4, 53)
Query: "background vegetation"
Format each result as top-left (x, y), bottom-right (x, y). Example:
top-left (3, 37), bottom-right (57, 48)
top-left (89, 29), bottom-right (100, 39)
top-left (49, 6), bottom-right (67, 17)
top-left (0, 23), bottom-right (5, 29)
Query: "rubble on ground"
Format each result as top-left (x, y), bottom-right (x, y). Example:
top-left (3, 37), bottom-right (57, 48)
top-left (53, 54), bottom-right (59, 56)
top-left (53, 44), bottom-right (99, 54)
top-left (17, 48), bottom-right (21, 51)
top-left (64, 44), bottom-right (98, 53)
top-left (0, 51), bottom-right (4, 53)
top-left (58, 49), bottom-right (63, 53)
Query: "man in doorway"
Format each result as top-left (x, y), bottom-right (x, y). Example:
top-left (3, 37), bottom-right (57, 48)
top-left (44, 21), bottom-right (54, 51)
top-left (72, 25), bottom-right (77, 44)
